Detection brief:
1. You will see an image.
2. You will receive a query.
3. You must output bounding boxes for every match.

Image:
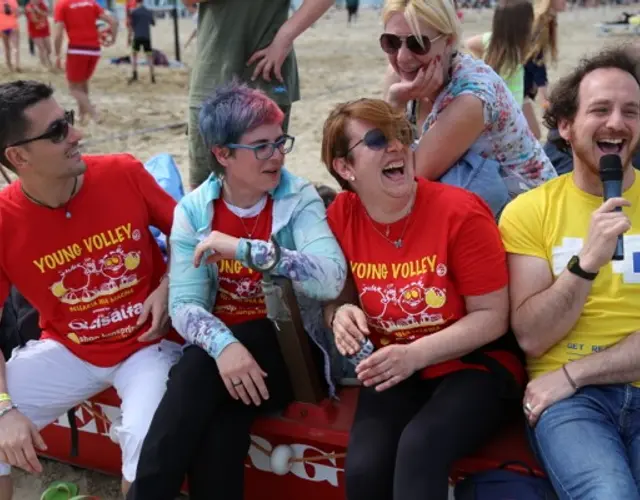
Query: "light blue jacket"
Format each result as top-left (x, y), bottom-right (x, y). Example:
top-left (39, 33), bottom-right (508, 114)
top-left (168, 169), bottom-right (347, 395)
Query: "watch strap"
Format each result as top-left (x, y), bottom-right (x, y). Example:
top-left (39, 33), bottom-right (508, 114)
top-left (568, 255), bottom-right (598, 281)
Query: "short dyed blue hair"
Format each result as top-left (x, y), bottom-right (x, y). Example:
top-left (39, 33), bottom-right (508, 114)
top-left (198, 81), bottom-right (284, 176)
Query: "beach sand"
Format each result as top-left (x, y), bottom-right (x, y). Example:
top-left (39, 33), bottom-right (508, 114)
top-left (1, 3), bottom-right (636, 498)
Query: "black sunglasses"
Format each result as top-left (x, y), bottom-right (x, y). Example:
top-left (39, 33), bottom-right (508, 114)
top-left (345, 128), bottom-right (389, 155)
top-left (379, 33), bottom-right (443, 56)
top-left (9, 110), bottom-right (75, 148)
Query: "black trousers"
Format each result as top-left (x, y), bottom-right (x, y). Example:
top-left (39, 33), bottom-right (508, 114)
top-left (345, 369), bottom-right (519, 500)
top-left (127, 318), bottom-right (294, 500)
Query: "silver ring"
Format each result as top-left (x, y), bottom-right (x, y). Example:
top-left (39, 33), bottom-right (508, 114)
top-left (232, 380), bottom-right (242, 387)
top-left (524, 402), bottom-right (533, 413)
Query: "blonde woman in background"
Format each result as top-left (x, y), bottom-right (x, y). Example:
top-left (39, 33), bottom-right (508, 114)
top-left (381, 0), bottom-right (555, 218)
top-left (522, 0), bottom-right (566, 138)
top-left (465, 0), bottom-right (534, 108)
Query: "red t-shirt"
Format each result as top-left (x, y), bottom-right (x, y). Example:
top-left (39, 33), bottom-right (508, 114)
top-left (212, 197), bottom-right (273, 326)
top-left (54, 0), bottom-right (102, 50)
top-left (327, 178), bottom-right (523, 383)
top-left (125, 0), bottom-right (136, 27)
top-left (0, 155), bottom-right (177, 367)
top-left (25, 0), bottom-right (50, 38)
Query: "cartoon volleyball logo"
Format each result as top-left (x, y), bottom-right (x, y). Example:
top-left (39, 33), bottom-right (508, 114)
top-left (49, 247), bottom-right (142, 305)
top-left (358, 284), bottom-right (395, 319)
top-left (397, 283), bottom-right (446, 314)
top-left (398, 284), bottom-right (426, 315)
top-left (424, 287), bottom-right (446, 308)
top-left (218, 276), bottom-right (263, 300)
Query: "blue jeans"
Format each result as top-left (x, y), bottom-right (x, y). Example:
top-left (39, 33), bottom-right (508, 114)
top-left (528, 384), bottom-right (640, 499)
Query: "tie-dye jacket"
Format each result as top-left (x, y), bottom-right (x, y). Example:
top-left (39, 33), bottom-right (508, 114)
top-left (168, 168), bottom-right (347, 395)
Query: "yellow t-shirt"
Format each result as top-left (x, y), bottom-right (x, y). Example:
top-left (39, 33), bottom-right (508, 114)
top-left (499, 173), bottom-right (640, 384)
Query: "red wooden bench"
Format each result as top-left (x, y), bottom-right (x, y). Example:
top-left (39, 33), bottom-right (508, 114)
top-left (37, 279), bottom-right (546, 498)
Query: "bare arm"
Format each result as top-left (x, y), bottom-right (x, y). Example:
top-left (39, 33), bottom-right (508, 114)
top-left (464, 34), bottom-right (486, 59)
top-left (568, 329), bottom-right (640, 387)
top-left (99, 10), bottom-right (118, 39)
top-left (277, 0), bottom-right (334, 45)
top-left (53, 22), bottom-right (64, 58)
top-left (184, 28), bottom-right (197, 48)
top-left (382, 64), bottom-right (404, 110)
top-left (323, 273), bottom-right (359, 329)
top-left (413, 94), bottom-right (486, 180)
top-left (410, 286), bottom-right (510, 368)
top-left (247, 0), bottom-right (334, 82)
top-left (508, 254), bottom-right (593, 358)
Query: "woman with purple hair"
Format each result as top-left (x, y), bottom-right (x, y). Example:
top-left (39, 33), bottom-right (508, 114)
top-left (127, 82), bottom-right (347, 500)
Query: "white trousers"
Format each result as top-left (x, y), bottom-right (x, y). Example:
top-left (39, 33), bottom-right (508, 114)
top-left (0, 339), bottom-right (181, 481)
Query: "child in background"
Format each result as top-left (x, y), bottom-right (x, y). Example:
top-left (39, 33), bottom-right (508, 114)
top-left (346, 0), bottom-right (359, 24)
top-left (25, 0), bottom-right (52, 70)
top-left (522, 0), bottom-right (566, 138)
top-left (0, 0), bottom-right (19, 72)
top-left (464, 0), bottom-right (534, 108)
top-left (128, 0), bottom-right (155, 84)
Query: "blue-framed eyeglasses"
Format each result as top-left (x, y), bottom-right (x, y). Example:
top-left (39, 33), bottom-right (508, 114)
top-left (226, 134), bottom-right (295, 160)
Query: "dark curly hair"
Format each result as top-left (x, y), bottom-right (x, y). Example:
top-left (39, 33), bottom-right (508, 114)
top-left (544, 46), bottom-right (640, 152)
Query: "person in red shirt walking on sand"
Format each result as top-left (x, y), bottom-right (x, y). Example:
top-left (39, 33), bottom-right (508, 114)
top-left (24, 0), bottom-right (52, 70)
top-left (0, 80), bottom-right (181, 500)
top-left (53, 0), bottom-right (118, 124)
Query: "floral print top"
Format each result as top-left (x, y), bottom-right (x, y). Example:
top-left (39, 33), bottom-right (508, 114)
top-left (423, 53), bottom-right (556, 189)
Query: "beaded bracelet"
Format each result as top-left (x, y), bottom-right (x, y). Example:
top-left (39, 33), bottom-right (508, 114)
top-left (0, 403), bottom-right (17, 419)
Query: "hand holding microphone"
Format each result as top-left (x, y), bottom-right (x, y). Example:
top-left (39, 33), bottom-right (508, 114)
top-left (579, 155), bottom-right (631, 272)
top-left (600, 154), bottom-right (628, 260)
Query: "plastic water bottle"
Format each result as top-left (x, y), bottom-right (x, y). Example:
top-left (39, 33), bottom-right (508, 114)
top-left (347, 338), bottom-right (375, 366)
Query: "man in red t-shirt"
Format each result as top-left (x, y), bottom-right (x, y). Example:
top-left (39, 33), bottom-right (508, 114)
top-left (0, 80), bottom-right (180, 499)
top-left (53, 0), bottom-right (118, 124)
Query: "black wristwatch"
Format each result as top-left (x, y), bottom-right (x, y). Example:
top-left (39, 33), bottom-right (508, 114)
top-left (567, 255), bottom-right (598, 281)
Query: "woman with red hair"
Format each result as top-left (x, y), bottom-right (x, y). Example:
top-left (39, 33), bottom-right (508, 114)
top-left (321, 98), bottom-right (524, 500)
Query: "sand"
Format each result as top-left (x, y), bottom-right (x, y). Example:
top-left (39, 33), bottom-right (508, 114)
top-left (1, 3), bottom-right (636, 498)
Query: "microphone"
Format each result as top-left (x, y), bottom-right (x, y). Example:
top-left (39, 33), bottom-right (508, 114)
top-left (599, 154), bottom-right (624, 261)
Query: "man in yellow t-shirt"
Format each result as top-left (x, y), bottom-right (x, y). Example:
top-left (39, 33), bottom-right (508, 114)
top-left (499, 46), bottom-right (640, 499)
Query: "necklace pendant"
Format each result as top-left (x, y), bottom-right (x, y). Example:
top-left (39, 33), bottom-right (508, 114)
top-left (385, 226), bottom-right (390, 237)
top-left (394, 239), bottom-right (402, 249)
top-left (65, 211), bottom-right (72, 219)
